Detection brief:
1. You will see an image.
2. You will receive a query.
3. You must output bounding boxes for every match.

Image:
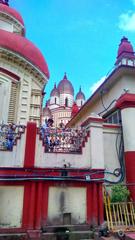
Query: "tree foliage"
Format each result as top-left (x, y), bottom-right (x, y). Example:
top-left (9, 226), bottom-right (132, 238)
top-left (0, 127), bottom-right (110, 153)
top-left (111, 184), bottom-right (130, 203)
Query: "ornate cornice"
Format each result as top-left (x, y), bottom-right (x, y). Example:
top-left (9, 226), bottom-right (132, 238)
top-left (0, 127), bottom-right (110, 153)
top-left (0, 48), bottom-right (47, 86)
top-left (116, 93), bottom-right (135, 109)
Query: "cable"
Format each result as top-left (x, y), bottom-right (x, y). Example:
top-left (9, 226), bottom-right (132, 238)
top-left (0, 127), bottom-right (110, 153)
top-left (0, 176), bottom-right (104, 182)
top-left (104, 127), bottom-right (125, 184)
top-left (98, 90), bottom-right (117, 115)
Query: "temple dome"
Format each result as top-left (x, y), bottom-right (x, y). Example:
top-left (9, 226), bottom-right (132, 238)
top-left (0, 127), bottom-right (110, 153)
top-left (58, 73), bottom-right (74, 95)
top-left (0, 29), bottom-right (50, 78)
top-left (76, 87), bottom-right (85, 100)
top-left (50, 83), bottom-right (60, 97)
top-left (0, 3), bottom-right (24, 26)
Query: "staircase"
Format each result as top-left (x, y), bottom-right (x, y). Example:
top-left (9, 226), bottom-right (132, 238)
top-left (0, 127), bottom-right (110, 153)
top-left (41, 224), bottom-right (94, 240)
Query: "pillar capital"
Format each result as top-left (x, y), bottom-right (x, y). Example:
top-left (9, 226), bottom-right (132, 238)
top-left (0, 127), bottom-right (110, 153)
top-left (81, 114), bottom-right (104, 128)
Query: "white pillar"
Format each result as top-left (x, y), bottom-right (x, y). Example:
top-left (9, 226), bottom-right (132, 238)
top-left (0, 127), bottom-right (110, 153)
top-left (83, 114), bottom-right (104, 169)
top-left (116, 93), bottom-right (135, 200)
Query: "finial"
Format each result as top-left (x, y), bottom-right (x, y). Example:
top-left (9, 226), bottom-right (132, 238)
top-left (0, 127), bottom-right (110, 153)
top-left (54, 83), bottom-right (56, 88)
top-left (0, 0), bottom-right (9, 6)
top-left (64, 72), bottom-right (67, 79)
top-left (121, 36), bottom-right (128, 42)
top-left (79, 86), bottom-right (81, 92)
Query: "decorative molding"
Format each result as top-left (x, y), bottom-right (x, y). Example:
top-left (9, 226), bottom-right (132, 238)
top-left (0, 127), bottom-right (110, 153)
top-left (116, 93), bottom-right (135, 109)
top-left (81, 117), bottom-right (104, 128)
top-left (0, 48), bottom-right (47, 84)
top-left (0, 66), bottom-right (20, 81)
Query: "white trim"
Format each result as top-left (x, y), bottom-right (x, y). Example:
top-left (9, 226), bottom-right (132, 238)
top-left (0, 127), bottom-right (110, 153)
top-left (0, 10), bottom-right (24, 28)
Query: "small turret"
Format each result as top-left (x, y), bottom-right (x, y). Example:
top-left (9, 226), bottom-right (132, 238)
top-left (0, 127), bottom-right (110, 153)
top-left (76, 87), bottom-right (85, 108)
top-left (115, 37), bottom-right (135, 67)
top-left (50, 83), bottom-right (60, 98)
top-left (57, 73), bottom-right (74, 107)
top-left (50, 83), bottom-right (60, 107)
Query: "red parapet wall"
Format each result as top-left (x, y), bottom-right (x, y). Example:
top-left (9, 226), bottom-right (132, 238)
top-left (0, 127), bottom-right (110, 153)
top-left (22, 181), bottom-right (104, 230)
top-left (0, 169), bottom-right (104, 236)
top-left (0, 121), bottom-right (105, 238)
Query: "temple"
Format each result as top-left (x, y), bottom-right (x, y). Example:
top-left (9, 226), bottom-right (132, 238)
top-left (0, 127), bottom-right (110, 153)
top-left (1, 1), bottom-right (135, 240)
top-left (42, 73), bottom-right (85, 127)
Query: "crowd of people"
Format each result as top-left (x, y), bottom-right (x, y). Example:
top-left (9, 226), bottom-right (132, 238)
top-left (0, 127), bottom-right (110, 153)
top-left (40, 119), bottom-right (86, 153)
top-left (0, 120), bottom-right (86, 153)
top-left (0, 124), bottom-right (24, 151)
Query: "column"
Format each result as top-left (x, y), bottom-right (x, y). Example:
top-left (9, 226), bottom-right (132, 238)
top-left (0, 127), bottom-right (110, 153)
top-left (92, 183), bottom-right (98, 225)
top-left (41, 182), bottom-right (49, 228)
top-left (86, 184), bottom-right (93, 224)
top-left (24, 122), bottom-right (37, 168)
top-left (89, 115), bottom-right (104, 169)
top-left (116, 93), bottom-right (135, 200)
top-left (98, 183), bottom-right (104, 225)
top-left (35, 182), bottom-right (43, 230)
top-left (27, 182), bottom-right (36, 229)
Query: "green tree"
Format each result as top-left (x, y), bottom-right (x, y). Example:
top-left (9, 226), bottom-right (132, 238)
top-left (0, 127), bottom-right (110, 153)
top-left (111, 184), bottom-right (130, 203)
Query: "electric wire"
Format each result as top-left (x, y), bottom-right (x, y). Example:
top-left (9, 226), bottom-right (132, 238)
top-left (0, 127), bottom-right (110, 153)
top-left (98, 90), bottom-right (117, 116)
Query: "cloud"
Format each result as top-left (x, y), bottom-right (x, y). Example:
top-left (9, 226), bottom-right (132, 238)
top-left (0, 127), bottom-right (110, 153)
top-left (90, 76), bottom-right (106, 94)
top-left (132, 0), bottom-right (135, 5)
top-left (119, 11), bottom-right (135, 31)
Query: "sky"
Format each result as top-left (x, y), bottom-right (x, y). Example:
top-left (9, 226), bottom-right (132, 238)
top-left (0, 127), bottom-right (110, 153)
top-left (10, 0), bottom-right (135, 104)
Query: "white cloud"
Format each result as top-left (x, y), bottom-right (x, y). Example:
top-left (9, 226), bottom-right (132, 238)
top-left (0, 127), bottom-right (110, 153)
top-left (90, 76), bottom-right (106, 94)
top-left (132, 0), bottom-right (135, 5)
top-left (119, 12), bottom-right (135, 31)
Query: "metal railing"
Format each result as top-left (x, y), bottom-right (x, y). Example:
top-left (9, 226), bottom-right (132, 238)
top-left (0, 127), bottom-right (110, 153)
top-left (39, 127), bottom-right (89, 153)
top-left (104, 189), bottom-right (135, 232)
top-left (0, 124), bottom-right (25, 151)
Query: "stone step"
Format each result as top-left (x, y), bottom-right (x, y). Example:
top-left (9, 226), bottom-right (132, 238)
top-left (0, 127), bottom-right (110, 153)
top-left (0, 230), bottom-right (94, 240)
top-left (0, 233), bottom-right (26, 240)
top-left (42, 230), bottom-right (94, 240)
top-left (43, 224), bottom-right (91, 233)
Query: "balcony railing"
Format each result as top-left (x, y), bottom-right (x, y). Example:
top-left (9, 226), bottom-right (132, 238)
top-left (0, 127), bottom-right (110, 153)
top-left (0, 124), bottom-right (25, 151)
top-left (39, 127), bottom-right (89, 153)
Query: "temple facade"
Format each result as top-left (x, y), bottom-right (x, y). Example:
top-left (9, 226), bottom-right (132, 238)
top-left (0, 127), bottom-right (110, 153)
top-left (0, 0), bottom-right (49, 126)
